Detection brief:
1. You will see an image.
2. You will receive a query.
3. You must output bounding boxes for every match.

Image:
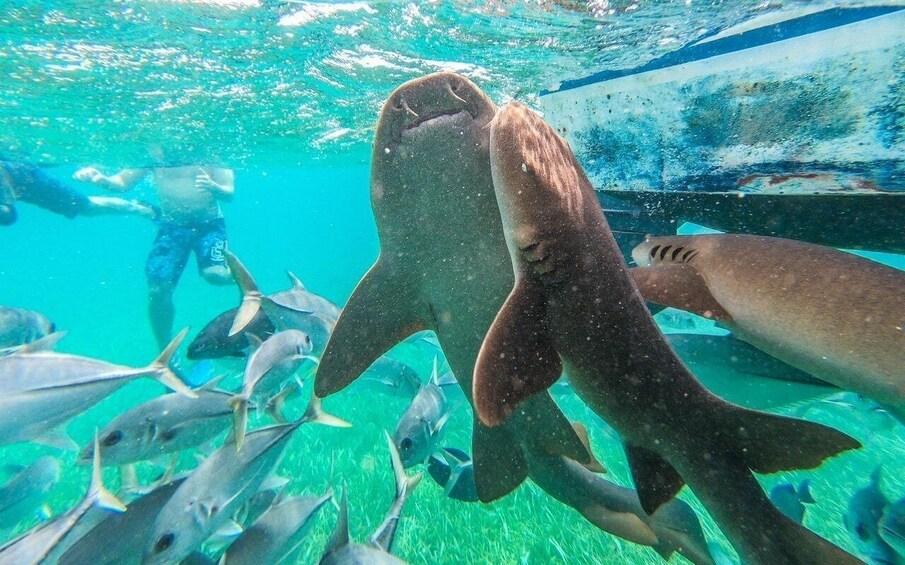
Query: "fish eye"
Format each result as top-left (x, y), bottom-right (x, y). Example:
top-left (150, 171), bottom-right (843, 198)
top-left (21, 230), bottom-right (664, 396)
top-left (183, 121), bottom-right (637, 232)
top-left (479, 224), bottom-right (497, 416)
top-left (160, 428), bottom-right (178, 442)
top-left (305, 335), bottom-right (311, 346)
top-left (450, 82), bottom-right (459, 92)
top-left (154, 532), bottom-right (175, 553)
top-left (400, 437), bottom-right (413, 450)
top-left (103, 430), bottom-right (123, 447)
top-left (855, 523), bottom-right (869, 540)
top-left (394, 98), bottom-right (403, 110)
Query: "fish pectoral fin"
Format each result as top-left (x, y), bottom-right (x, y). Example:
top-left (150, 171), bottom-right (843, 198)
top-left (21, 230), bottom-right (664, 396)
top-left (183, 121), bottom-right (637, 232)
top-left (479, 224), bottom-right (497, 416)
top-left (33, 429), bottom-right (79, 451)
top-left (625, 444), bottom-right (686, 516)
top-left (474, 280), bottom-right (562, 427)
top-left (472, 417), bottom-right (528, 502)
top-left (725, 404), bottom-right (861, 474)
top-left (315, 258), bottom-right (429, 397)
top-left (630, 265), bottom-right (732, 322)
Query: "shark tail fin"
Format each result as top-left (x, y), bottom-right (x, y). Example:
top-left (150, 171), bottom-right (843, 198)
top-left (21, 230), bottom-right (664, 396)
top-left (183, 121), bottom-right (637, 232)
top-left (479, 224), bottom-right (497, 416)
top-left (227, 394), bottom-right (250, 452)
top-left (225, 252), bottom-right (264, 337)
top-left (301, 396), bottom-right (352, 428)
top-left (90, 432), bottom-right (126, 513)
top-left (314, 258), bottom-right (429, 398)
top-left (150, 328), bottom-right (197, 398)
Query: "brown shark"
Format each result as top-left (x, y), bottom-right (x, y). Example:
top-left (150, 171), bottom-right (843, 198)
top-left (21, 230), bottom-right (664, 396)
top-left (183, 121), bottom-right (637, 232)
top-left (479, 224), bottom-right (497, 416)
top-left (630, 234), bottom-right (905, 422)
top-left (314, 72), bottom-right (715, 564)
top-left (473, 101), bottom-right (862, 564)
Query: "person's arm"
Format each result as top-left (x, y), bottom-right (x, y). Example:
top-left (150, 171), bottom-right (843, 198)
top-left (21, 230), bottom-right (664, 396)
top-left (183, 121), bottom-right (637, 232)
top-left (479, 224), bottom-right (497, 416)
top-left (195, 167), bottom-right (234, 201)
top-left (73, 167), bottom-right (148, 192)
top-left (83, 196), bottom-right (157, 219)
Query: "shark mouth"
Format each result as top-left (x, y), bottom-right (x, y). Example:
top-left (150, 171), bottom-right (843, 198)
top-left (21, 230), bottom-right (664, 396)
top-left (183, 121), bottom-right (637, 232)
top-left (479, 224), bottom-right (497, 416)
top-left (403, 109), bottom-right (470, 132)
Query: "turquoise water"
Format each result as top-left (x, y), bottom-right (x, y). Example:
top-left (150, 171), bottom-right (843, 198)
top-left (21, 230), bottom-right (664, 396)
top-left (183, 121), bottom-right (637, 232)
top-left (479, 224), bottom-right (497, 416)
top-left (1, 2), bottom-right (904, 565)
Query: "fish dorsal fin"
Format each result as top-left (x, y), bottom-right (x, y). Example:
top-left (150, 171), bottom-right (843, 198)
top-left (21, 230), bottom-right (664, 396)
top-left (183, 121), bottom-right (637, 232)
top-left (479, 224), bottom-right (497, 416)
top-left (246, 334), bottom-right (264, 353)
top-left (315, 258), bottom-right (429, 398)
top-left (286, 271), bottom-right (306, 290)
top-left (429, 356), bottom-right (440, 387)
top-left (473, 279), bottom-right (562, 427)
top-left (625, 444), bottom-right (686, 515)
top-left (198, 373), bottom-right (228, 392)
top-left (14, 331), bottom-right (68, 354)
top-left (630, 265), bottom-right (732, 322)
top-left (225, 252), bottom-right (264, 337)
top-left (90, 431), bottom-right (126, 513)
top-left (325, 487), bottom-right (351, 553)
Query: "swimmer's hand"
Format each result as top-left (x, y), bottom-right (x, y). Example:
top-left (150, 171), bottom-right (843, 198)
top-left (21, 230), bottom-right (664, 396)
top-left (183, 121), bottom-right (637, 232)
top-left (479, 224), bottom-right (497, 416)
top-left (195, 168), bottom-right (233, 200)
top-left (73, 167), bottom-right (105, 184)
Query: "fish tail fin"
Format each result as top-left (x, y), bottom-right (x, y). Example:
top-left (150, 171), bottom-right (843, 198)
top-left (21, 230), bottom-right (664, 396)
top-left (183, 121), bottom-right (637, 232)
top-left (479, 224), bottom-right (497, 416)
top-left (725, 403), bottom-right (861, 474)
top-left (227, 394), bottom-right (250, 452)
top-left (150, 328), bottom-right (197, 398)
top-left (301, 395), bottom-right (352, 428)
top-left (385, 430), bottom-right (423, 499)
top-left (225, 252), bottom-right (264, 337)
top-left (90, 432), bottom-right (126, 512)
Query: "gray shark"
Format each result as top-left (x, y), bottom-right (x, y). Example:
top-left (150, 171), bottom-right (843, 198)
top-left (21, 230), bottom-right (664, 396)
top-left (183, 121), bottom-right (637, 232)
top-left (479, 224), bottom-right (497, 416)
top-left (0, 457), bottom-right (59, 530)
top-left (313, 72), bottom-right (714, 564)
top-left (0, 330), bottom-right (195, 449)
top-left (78, 379), bottom-right (235, 467)
top-left (473, 101), bottom-right (860, 564)
top-left (142, 397), bottom-right (349, 565)
top-left (0, 436), bottom-right (124, 565)
top-left (631, 234), bottom-right (905, 422)
top-left (221, 490), bottom-right (331, 565)
top-left (319, 433), bottom-right (420, 565)
top-left (226, 257), bottom-right (340, 356)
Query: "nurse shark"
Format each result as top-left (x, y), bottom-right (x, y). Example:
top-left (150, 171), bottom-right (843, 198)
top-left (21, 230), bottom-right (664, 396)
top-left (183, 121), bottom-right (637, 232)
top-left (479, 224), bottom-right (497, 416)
top-left (472, 101), bottom-right (860, 564)
top-left (315, 72), bottom-right (714, 564)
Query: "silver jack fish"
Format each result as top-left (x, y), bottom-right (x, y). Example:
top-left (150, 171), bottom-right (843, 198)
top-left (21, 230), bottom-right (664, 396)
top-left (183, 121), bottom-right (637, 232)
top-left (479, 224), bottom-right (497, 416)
top-left (0, 434), bottom-right (125, 565)
top-left (0, 307), bottom-right (54, 350)
top-left (142, 396), bottom-right (349, 565)
top-left (319, 432), bottom-right (421, 565)
top-left (229, 329), bottom-right (316, 451)
top-left (221, 489), bottom-right (332, 565)
top-left (0, 329), bottom-right (196, 449)
top-left (392, 357), bottom-right (452, 468)
top-left (78, 377), bottom-right (235, 467)
top-left (0, 456), bottom-right (60, 530)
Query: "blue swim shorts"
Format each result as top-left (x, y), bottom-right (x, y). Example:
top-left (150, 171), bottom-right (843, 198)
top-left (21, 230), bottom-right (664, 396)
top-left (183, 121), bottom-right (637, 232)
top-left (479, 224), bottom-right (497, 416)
top-left (145, 217), bottom-right (228, 289)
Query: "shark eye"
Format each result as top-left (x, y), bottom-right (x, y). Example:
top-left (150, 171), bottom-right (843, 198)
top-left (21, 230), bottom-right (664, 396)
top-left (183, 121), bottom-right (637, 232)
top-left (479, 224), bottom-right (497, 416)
top-left (103, 431), bottom-right (123, 447)
top-left (400, 437), bottom-right (413, 450)
top-left (154, 532), bottom-right (175, 553)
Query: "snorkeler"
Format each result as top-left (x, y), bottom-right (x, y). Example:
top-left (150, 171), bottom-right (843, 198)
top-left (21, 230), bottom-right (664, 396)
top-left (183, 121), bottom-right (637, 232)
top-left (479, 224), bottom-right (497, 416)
top-left (0, 160), bottom-right (155, 226)
top-left (74, 154), bottom-right (235, 350)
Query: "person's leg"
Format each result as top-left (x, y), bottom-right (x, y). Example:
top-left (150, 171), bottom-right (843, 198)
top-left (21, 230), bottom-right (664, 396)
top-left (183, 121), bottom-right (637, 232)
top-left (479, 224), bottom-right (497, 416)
top-left (145, 223), bottom-right (192, 350)
top-left (194, 218), bottom-right (232, 285)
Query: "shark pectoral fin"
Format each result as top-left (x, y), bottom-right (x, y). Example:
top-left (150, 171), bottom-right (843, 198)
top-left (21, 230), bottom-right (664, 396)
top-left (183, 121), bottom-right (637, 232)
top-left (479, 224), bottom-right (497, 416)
top-left (725, 404), bottom-right (861, 473)
top-left (315, 258), bottom-right (428, 397)
top-left (472, 417), bottom-right (528, 502)
top-left (571, 422), bottom-right (607, 473)
top-left (625, 444), bottom-right (686, 516)
top-left (649, 497), bottom-right (716, 565)
top-left (582, 506), bottom-right (660, 547)
top-left (630, 265), bottom-right (732, 322)
top-left (473, 281), bottom-right (562, 427)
